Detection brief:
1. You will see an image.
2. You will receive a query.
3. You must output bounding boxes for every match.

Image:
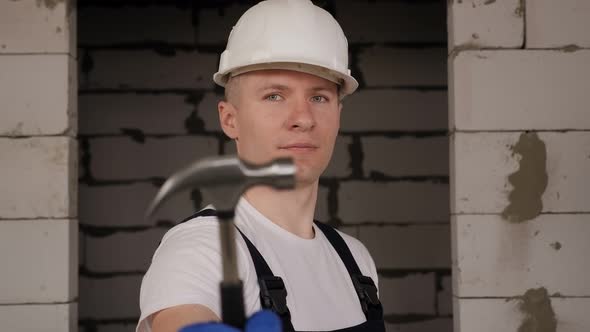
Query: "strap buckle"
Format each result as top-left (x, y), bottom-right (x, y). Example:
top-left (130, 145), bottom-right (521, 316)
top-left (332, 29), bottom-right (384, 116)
top-left (258, 276), bottom-right (289, 316)
top-left (352, 275), bottom-right (381, 314)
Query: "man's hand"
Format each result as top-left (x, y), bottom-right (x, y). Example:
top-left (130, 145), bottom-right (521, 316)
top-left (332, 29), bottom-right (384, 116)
top-left (179, 310), bottom-right (282, 332)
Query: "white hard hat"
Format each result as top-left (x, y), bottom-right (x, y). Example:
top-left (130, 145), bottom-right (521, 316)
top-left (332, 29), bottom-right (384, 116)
top-left (213, 0), bottom-right (358, 97)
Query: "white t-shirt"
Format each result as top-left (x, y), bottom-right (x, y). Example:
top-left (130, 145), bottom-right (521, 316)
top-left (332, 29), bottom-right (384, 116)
top-left (137, 198), bottom-right (378, 332)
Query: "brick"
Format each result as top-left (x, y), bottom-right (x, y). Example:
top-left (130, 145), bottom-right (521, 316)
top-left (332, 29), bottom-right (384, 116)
top-left (79, 94), bottom-right (192, 135)
top-left (337, 225), bottom-right (358, 239)
top-left (79, 230), bottom-right (85, 268)
top-left (0, 303), bottom-right (76, 332)
top-left (96, 324), bottom-right (136, 332)
top-left (79, 6), bottom-right (193, 45)
top-left (338, 181), bottom-right (449, 223)
top-left (451, 50), bottom-right (590, 130)
top-left (197, 4), bottom-right (250, 44)
top-left (358, 225), bottom-right (451, 269)
top-left (0, 137), bottom-right (77, 218)
top-left (86, 228), bottom-right (167, 273)
top-left (336, 1), bottom-right (445, 43)
top-left (79, 276), bottom-right (141, 319)
top-left (379, 273), bottom-right (436, 315)
top-left (359, 47), bottom-right (447, 87)
top-left (79, 183), bottom-right (196, 227)
top-left (87, 50), bottom-right (218, 90)
top-left (200, 92), bottom-right (224, 132)
top-left (385, 318), bottom-right (453, 332)
top-left (438, 275), bottom-right (452, 316)
top-left (453, 214), bottom-right (590, 297)
top-left (527, 0), bottom-right (590, 48)
top-left (362, 136), bottom-right (449, 177)
top-left (90, 136), bottom-right (218, 180)
top-left (323, 136), bottom-right (352, 178)
top-left (448, 0), bottom-right (523, 49)
top-left (0, 55), bottom-right (76, 136)
top-left (314, 185), bottom-right (330, 222)
top-left (341, 89), bottom-right (447, 132)
top-left (455, 298), bottom-right (590, 332)
top-left (452, 132), bottom-right (590, 214)
top-left (0, 0), bottom-right (75, 54)
top-left (0, 219), bottom-right (77, 303)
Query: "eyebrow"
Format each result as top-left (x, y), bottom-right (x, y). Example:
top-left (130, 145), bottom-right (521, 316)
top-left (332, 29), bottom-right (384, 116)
top-left (257, 84), bottom-right (336, 94)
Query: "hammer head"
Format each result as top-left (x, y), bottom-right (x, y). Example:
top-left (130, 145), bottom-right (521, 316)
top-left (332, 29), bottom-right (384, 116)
top-left (145, 155), bottom-right (296, 219)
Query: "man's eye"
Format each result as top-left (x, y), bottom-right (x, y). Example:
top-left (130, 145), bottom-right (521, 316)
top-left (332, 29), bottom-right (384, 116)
top-left (265, 94), bottom-right (282, 101)
top-left (311, 95), bottom-right (327, 103)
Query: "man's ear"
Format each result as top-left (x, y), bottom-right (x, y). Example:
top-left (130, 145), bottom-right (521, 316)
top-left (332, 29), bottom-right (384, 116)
top-left (218, 100), bottom-right (238, 139)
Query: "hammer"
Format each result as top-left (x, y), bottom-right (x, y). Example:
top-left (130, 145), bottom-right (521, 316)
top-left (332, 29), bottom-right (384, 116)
top-left (145, 155), bottom-right (296, 328)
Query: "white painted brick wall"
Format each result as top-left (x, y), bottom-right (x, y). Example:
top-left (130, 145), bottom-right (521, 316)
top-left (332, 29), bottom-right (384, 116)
top-left (0, 303), bottom-right (77, 332)
top-left (452, 132), bottom-right (590, 214)
top-left (385, 318), bottom-right (453, 332)
top-left (87, 50), bottom-right (218, 90)
top-left (0, 55), bottom-right (76, 136)
top-left (339, 181), bottom-right (449, 223)
top-left (199, 92), bottom-right (224, 132)
top-left (197, 4), bottom-right (250, 44)
top-left (0, 219), bottom-right (77, 303)
top-left (451, 50), bottom-right (590, 130)
top-left (80, 183), bottom-right (196, 227)
top-left (315, 185), bottom-right (330, 222)
top-left (0, 0), bottom-right (75, 54)
top-left (527, 0), bottom-right (590, 48)
top-left (0, 137), bottom-right (77, 218)
top-left (79, 276), bottom-right (141, 319)
top-left (363, 136), bottom-right (449, 177)
top-left (455, 297), bottom-right (590, 332)
top-left (323, 136), bottom-right (352, 178)
top-left (86, 228), bottom-right (167, 272)
top-left (79, 6), bottom-right (194, 45)
top-left (438, 275), bottom-right (452, 316)
top-left (359, 47), bottom-right (447, 87)
top-left (79, 94), bottom-right (193, 135)
top-left (358, 225), bottom-right (450, 269)
top-left (90, 136), bottom-right (218, 180)
top-left (336, 1), bottom-right (446, 43)
top-left (341, 90), bottom-right (447, 132)
top-left (379, 273), bottom-right (437, 315)
top-left (448, 0), bottom-right (523, 49)
top-left (453, 214), bottom-right (590, 297)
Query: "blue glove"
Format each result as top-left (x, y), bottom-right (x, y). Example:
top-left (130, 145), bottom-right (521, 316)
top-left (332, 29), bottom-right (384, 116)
top-left (178, 310), bottom-right (282, 332)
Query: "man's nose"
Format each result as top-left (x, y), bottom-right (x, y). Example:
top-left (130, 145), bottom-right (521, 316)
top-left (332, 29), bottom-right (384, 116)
top-left (288, 99), bottom-right (316, 131)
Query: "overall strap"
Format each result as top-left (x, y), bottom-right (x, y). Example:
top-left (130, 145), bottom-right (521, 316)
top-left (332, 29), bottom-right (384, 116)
top-left (313, 221), bottom-right (384, 321)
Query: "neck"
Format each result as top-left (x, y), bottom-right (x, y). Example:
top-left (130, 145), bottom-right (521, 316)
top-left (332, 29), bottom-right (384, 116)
top-left (243, 181), bottom-right (318, 239)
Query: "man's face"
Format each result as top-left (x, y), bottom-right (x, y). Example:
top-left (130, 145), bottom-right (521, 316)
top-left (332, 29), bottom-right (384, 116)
top-left (218, 69), bottom-right (341, 186)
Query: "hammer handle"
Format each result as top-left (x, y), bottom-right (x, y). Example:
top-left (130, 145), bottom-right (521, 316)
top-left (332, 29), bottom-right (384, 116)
top-left (220, 280), bottom-right (246, 328)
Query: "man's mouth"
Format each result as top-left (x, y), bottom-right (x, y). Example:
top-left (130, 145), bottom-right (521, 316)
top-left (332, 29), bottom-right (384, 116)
top-left (279, 143), bottom-right (318, 152)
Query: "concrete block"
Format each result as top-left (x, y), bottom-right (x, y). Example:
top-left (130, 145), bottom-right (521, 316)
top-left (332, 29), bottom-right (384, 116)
top-left (341, 89), bottom-right (447, 132)
top-left (96, 324), bottom-right (136, 332)
top-left (385, 318), bottom-right (453, 332)
top-left (0, 303), bottom-right (76, 332)
top-left (362, 136), bottom-right (449, 177)
top-left (79, 182), bottom-right (196, 228)
top-left (453, 214), bottom-right (590, 297)
top-left (0, 219), bottom-right (77, 303)
top-left (88, 50), bottom-right (217, 90)
top-left (359, 47), bottom-right (447, 87)
top-left (358, 225), bottom-right (451, 269)
top-left (197, 4), bottom-right (250, 44)
top-left (455, 297), bottom-right (590, 332)
top-left (337, 225), bottom-right (358, 239)
top-left (379, 273), bottom-right (437, 315)
top-left (527, 0), bottom-right (590, 48)
top-left (90, 136), bottom-right (218, 180)
top-left (339, 181), bottom-right (449, 223)
top-left (0, 55), bottom-right (76, 136)
top-left (0, 137), bottom-right (77, 219)
top-left (448, 0), bottom-right (523, 49)
top-left (79, 276), bottom-right (141, 319)
top-left (323, 136), bottom-right (352, 178)
top-left (199, 92), bottom-right (224, 132)
top-left (79, 5), bottom-right (194, 45)
top-left (438, 275), bottom-right (452, 316)
top-left (0, 0), bottom-right (75, 54)
top-left (86, 228), bottom-right (167, 273)
top-left (79, 94), bottom-right (192, 135)
top-left (314, 185), bottom-right (330, 222)
top-left (451, 50), bottom-right (590, 130)
top-left (452, 132), bottom-right (590, 215)
top-left (336, 1), bottom-right (446, 43)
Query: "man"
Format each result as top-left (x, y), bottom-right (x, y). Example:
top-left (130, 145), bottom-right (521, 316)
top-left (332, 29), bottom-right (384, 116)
top-left (137, 1), bottom-right (385, 331)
